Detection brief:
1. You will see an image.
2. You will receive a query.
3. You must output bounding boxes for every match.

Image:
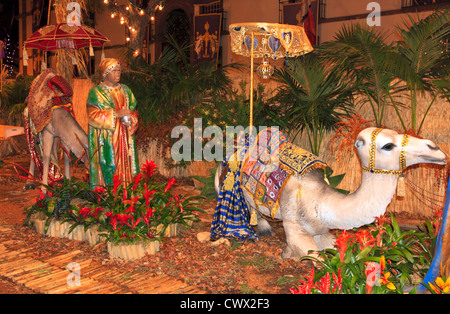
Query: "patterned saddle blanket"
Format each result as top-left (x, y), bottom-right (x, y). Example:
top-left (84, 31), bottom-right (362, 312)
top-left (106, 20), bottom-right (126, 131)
top-left (26, 68), bottom-right (73, 133)
top-left (240, 128), bottom-right (327, 218)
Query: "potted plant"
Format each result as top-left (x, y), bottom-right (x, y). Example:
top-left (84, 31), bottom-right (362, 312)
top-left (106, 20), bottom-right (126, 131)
top-left (25, 160), bottom-right (204, 260)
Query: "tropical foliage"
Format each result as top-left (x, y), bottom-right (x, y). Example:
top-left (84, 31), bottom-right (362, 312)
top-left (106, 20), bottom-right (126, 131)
top-left (0, 75), bottom-right (34, 125)
top-left (270, 52), bottom-right (355, 156)
top-left (393, 9), bottom-right (450, 134)
top-left (319, 9), bottom-right (450, 135)
top-left (120, 35), bottom-right (243, 126)
top-left (319, 23), bottom-right (405, 128)
top-left (290, 215), bottom-right (441, 294)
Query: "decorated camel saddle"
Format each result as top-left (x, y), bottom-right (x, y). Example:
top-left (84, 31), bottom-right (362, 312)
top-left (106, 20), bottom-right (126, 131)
top-left (223, 128), bottom-right (327, 219)
top-left (241, 128), bottom-right (327, 218)
top-left (23, 69), bottom-right (74, 184)
top-left (25, 68), bottom-right (73, 134)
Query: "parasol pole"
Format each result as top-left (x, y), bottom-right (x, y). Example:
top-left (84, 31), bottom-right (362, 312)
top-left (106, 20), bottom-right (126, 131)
top-left (249, 32), bottom-right (254, 136)
top-left (47, 0), bottom-right (52, 25)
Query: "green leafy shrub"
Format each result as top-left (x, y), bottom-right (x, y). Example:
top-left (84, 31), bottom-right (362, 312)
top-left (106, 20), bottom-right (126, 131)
top-left (26, 160), bottom-right (204, 244)
top-left (291, 215), bottom-right (438, 294)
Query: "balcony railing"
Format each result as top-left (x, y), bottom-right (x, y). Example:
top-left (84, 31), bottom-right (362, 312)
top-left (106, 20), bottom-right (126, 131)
top-left (402, 0), bottom-right (450, 8)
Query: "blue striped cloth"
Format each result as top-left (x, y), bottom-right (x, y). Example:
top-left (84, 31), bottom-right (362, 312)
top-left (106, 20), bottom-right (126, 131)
top-left (210, 162), bottom-right (259, 241)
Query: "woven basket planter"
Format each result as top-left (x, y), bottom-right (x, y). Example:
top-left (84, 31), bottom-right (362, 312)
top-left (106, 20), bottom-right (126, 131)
top-left (107, 240), bottom-right (160, 261)
top-left (45, 219), bottom-right (61, 237)
top-left (33, 217), bottom-right (46, 235)
top-left (66, 225), bottom-right (85, 241)
top-left (157, 221), bottom-right (193, 237)
top-left (84, 225), bottom-right (105, 247)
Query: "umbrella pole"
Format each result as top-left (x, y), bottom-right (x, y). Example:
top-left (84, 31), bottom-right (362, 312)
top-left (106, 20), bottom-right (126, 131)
top-left (249, 32), bottom-right (254, 136)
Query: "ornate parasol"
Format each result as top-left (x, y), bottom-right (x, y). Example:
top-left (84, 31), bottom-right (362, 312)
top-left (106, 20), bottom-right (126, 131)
top-left (25, 23), bottom-right (109, 51)
top-left (23, 23), bottom-right (109, 67)
top-left (229, 22), bottom-right (313, 132)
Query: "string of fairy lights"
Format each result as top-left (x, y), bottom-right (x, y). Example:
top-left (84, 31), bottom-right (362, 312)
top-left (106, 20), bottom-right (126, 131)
top-left (0, 34), bottom-right (15, 77)
top-left (103, 0), bottom-right (164, 47)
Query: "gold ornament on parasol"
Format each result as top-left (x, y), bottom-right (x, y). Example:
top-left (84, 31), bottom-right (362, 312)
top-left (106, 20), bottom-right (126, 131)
top-left (229, 22), bottom-right (313, 132)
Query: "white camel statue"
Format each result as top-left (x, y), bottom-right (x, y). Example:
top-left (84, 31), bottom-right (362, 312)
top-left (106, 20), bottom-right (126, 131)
top-left (23, 69), bottom-right (88, 190)
top-left (215, 127), bottom-right (447, 260)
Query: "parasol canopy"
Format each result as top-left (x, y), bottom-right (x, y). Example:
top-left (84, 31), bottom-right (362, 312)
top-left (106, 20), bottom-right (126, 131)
top-left (24, 23), bottom-right (109, 51)
top-left (229, 22), bottom-right (313, 60)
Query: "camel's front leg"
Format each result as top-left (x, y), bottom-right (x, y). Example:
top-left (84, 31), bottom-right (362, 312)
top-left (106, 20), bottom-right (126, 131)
top-left (41, 131), bottom-right (54, 191)
top-left (282, 220), bottom-right (318, 260)
top-left (24, 160), bottom-right (37, 190)
top-left (62, 145), bottom-right (71, 179)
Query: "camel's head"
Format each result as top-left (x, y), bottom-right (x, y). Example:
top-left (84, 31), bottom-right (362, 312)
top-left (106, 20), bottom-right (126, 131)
top-left (355, 128), bottom-right (447, 173)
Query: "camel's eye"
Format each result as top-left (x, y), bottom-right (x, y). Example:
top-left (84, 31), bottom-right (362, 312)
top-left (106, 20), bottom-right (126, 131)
top-left (381, 143), bottom-right (396, 151)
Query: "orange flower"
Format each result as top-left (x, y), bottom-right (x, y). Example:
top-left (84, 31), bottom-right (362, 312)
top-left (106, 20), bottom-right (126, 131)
top-left (290, 267), bottom-right (316, 294)
top-left (355, 229), bottom-right (376, 250)
top-left (335, 230), bottom-right (353, 262)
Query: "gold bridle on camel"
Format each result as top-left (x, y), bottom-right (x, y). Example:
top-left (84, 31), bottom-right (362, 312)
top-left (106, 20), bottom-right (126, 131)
top-left (361, 128), bottom-right (410, 196)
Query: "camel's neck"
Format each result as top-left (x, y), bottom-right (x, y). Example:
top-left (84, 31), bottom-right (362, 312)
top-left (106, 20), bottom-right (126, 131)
top-left (320, 172), bottom-right (399, 230)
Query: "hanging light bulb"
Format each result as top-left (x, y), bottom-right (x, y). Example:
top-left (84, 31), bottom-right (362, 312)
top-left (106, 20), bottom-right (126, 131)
top-left (256, 55), bottom-right (274, 79)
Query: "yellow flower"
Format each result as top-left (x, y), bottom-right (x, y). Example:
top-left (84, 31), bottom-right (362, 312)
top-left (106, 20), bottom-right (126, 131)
top-left (435, 277), bottom-right (450, 294)
top-left (380, 272), bottom-right (396, 290)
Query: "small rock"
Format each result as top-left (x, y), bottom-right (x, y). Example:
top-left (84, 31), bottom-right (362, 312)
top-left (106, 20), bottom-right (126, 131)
top-left (197, 232), bottom-right (210, 243)
top-left (209, 238), bottom-right (231, 247)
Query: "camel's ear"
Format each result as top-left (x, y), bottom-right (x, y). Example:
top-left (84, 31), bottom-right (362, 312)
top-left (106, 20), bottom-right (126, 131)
top-left (355, 138), bottom-right (365, 148)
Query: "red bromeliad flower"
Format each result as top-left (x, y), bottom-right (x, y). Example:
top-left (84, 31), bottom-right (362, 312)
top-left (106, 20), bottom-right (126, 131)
top-left (93, 186), bottom-right (106, 203)
top-left (111, 218), bottom-right (119, 231)
top-left (290, 267), bottom-right (316, 294)
top-left (35, 190), bottom-right (46, 208)
top-left (335, 230), bottom-right (353, 262)
top-left (112, 174), bottom-right (121, 196)
top-left (93, 207), bottom-right (104, 219)
top-left (164, 178), bottom-right (176, 192)
top-left (355, 229), bottom-right (376, 250)
top-left (115, 213), bottom-right (131, 226)
top-left (130, 217), bottom-right (141, 230)
top-left (174, 194), bottom-right (184, 213)
top-left (79, 207), bottom-right (92, 219)
top-left (142, 160), bottom-right (158, 180)
top-left (332, 268), bottom-right (343, 294)
top-left (143, 184), bottom-right (157, 207)
top-left (132, 173), bottom-right (142, 190)
top-left (315, 272), bottom-right (332, 294)
top-left (143, 207), bottom-right (155, 225)
top-left (123, 195), bottom-right (140, 213)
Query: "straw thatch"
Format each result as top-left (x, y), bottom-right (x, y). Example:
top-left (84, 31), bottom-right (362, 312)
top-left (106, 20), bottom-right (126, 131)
top-left (294, 93), bottom-right (450, 219)
top-left (71, 78), bottom-right (93, 134)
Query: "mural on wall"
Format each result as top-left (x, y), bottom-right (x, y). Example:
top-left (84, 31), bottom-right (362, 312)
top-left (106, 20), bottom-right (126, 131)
top-left (193, 13), bottom-right (221, 64)
top-left (282, 0), bottom-right (318, 45)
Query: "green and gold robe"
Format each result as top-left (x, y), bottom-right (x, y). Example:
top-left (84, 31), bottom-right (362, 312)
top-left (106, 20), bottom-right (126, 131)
top-left (87, 83), bottom-right (139, 188)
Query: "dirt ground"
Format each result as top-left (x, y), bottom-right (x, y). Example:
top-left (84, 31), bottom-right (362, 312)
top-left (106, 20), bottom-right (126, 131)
top-left (0, 153), bottom-right (312, 294)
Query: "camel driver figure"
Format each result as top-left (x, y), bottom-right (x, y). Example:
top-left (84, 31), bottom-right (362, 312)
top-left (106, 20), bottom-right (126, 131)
top-left (87, 58), bottom-right (139, 188)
